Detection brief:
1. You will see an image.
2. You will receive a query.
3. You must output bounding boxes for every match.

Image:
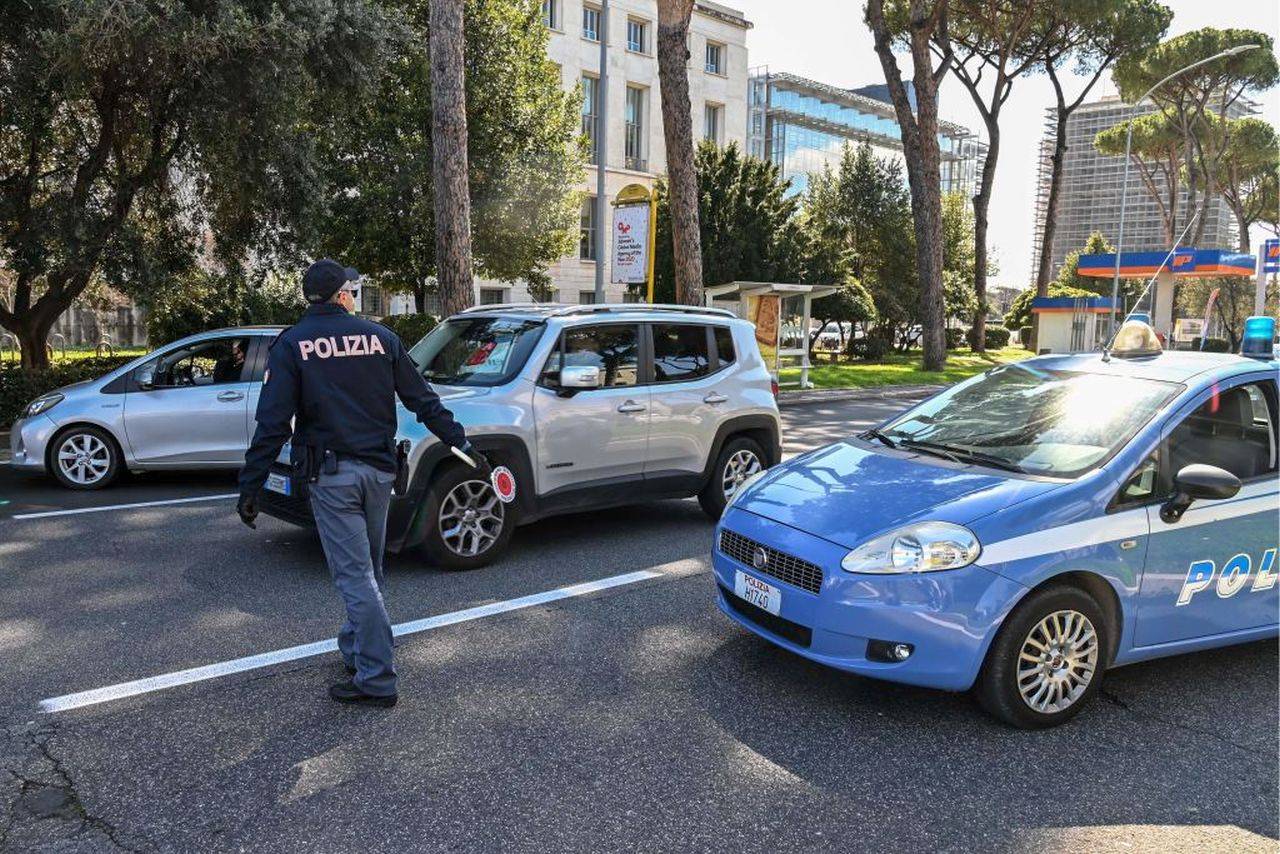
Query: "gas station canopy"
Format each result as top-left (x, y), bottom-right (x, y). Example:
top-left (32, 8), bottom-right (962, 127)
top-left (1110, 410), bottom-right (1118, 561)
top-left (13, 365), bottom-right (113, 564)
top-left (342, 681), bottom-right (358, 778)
top-left (1076, 248), bottom-right (1256, 279)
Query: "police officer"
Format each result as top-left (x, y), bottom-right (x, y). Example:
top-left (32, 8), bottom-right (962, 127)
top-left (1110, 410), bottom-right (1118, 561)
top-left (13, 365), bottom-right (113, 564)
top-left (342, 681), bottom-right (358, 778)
top-left (237, 259), bottom-right (486, 708)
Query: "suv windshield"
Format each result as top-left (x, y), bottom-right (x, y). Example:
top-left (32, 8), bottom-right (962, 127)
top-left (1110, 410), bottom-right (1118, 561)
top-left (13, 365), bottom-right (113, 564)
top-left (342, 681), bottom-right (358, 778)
top-left (409, 317), bottom-right (545, 387)
top-left (875, 363), bottom-right (1181, 477)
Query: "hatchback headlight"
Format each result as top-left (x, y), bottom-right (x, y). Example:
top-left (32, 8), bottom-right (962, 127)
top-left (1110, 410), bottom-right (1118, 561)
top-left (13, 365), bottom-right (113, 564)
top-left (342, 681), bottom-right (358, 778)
top-left (841, 521), bottom-right (981, 574)
top-left (24, 393), bottom-right (64, 418)
top-left (725, 470), bottom-right (766, 510)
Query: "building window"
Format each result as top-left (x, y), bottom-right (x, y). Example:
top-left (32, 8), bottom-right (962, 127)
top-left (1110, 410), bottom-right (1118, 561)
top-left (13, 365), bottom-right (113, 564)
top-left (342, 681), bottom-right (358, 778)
top-left (579, 290), bottom-right (597, 305)
top-left (705, 41), bottom-right (723, 75)
top-left (704, 103), bottom-right (722, 144)
top-left (580, 196), bottom-right (596, 261)
top-left (622, 290), bottom-right (643, 303)
top-left (625, 85), bottom-right (646, 171)
top-left (581, 75), bottom-right (599, 165)
top-left (626, 18), bottom-right (647, 53)
top-left (542, 0), bottom-right (558, 29)
top-left (582, 4), bottom-right (600, 41)
top-left (479, 288), bottom-right (508, 305)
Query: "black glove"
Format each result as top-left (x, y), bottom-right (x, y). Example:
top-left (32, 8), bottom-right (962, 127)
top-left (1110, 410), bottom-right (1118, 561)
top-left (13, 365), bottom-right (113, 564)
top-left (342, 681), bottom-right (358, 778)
top-left (237, 491), bottom-right (259, 529)
top-left (458, 441), bottom-right (492, 478)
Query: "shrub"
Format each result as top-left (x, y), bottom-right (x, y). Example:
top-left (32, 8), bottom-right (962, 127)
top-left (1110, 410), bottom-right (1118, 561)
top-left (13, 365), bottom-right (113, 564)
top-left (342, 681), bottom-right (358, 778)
top-left (379, 313), bottom-right (438, 347)
top-left (945, 328), bottom-right (964, 349)
top-left (1, 357), bottom-right (136, 428)
top-left (1190, 336), bottom-right (1231, 353)
top-left (983, 326), bottom-right (1011, 349)
top-left (848, 332), bottom-right (892, 361)
top-left (1019, 326), bottom-right (1034, 350)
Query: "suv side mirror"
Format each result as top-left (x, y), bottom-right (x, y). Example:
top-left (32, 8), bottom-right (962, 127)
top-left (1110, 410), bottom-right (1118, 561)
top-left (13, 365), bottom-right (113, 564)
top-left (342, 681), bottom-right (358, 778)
top-left (135, 365), bottom-right (157, 389)
top-left (1160, 463), bottom-right (1241, 523)
top-left (559, 365), bottom-right (601, 393)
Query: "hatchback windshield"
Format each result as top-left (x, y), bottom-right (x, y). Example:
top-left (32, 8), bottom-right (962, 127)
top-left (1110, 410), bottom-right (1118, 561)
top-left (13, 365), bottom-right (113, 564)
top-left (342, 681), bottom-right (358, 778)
top-left (874, 364), bottom-right (1181, 477)
top-left (409, 317), bottom-right (545, 387)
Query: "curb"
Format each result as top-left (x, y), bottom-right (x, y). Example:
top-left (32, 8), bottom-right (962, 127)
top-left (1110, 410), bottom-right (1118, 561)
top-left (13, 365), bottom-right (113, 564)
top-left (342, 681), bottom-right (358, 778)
top-left (777, 384), bottom-right (944, 408)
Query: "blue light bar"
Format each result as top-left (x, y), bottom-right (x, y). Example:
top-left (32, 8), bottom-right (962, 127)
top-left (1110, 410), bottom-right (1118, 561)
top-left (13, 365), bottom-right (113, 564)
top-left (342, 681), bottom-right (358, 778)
top-left (1241, 315), bottom-right (1276, 360)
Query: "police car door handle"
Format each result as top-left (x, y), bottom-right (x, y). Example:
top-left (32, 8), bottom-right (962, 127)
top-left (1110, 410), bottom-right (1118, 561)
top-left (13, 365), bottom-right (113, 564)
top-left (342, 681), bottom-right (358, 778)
top-left (217, 390), bottom-right (245, 402)
top-left (617, 400), bottom-right (647, 413)
top-left (703, 392), bottom-right (729, 405)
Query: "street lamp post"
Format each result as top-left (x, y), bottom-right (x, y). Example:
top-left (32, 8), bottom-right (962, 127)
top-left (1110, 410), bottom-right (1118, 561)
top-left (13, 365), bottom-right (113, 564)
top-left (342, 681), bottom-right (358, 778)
top-left (1108, 44), bottom-right (1261, 335)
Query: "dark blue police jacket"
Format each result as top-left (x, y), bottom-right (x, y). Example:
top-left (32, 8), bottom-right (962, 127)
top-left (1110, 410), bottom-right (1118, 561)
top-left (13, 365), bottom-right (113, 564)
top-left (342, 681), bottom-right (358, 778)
top-left (239, 303), bottom-right (465, 495)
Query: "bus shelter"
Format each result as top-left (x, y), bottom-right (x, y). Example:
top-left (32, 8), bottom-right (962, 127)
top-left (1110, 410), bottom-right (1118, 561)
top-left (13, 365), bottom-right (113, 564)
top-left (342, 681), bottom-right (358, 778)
top-left (704, 281), bottom-right (838, 388)
top-left (1075, 248), bottom-right (1256, 340)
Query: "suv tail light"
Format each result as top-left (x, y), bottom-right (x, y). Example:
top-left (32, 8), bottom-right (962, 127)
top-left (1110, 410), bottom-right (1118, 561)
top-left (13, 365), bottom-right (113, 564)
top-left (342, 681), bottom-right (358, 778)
top-left (770, 377), bottom-right (780, 398)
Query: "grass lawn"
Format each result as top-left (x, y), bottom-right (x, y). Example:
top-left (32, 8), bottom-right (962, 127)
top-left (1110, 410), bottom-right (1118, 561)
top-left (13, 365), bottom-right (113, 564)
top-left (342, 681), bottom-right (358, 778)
top-left (1, 346), bottom-right (147, 364)
top-left (779, 347), bottom-right (1032, 391)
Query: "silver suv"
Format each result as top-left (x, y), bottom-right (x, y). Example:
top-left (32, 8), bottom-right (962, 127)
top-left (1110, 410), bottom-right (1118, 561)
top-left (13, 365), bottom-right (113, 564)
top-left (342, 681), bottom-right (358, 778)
top-left (259, 304), bottom-right (782, 569)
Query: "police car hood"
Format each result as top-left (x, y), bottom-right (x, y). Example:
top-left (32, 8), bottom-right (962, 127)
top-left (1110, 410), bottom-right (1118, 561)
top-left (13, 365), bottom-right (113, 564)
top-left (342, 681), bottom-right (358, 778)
top-left (736, 440), bottom-right (1062, 550)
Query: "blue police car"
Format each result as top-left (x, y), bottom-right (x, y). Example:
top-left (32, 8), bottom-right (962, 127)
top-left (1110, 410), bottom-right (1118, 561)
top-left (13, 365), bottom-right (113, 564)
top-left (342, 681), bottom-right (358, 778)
top-left (713, 318), bottom-right (1279, 727)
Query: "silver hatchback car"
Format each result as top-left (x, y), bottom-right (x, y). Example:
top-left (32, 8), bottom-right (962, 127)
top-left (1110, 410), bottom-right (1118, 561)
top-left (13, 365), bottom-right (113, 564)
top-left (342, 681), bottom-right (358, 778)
top-left (9, 327), bottom-right (283, 489)
top-left (258, 303), bottom-right (783, 569)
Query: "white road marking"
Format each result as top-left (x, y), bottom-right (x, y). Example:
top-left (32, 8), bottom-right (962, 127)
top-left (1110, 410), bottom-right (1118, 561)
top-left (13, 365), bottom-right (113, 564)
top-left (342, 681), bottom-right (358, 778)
top-left (39, 567), bottom-right (673, 713)
top-left (12, 493), bottom-right (238, 520)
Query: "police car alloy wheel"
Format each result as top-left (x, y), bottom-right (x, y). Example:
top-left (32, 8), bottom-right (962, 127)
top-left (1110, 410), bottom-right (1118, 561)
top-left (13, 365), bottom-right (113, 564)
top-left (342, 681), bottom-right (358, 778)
top-left (976, 585), bottom-right (1109, 729)
top-left (50, 426), bottom-right (122, 490)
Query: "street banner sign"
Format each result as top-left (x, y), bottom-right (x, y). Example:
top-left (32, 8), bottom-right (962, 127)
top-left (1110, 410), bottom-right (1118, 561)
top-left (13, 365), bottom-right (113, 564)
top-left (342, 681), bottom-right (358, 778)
top-left (1263, 238), bottom-right (1280, 274)
top-left (610, 203), bottom-right (650, 285)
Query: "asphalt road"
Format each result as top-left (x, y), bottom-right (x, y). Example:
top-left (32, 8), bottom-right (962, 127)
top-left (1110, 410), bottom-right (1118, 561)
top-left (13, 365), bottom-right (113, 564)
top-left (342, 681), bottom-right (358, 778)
top-left (1, 393), bottom-right (1275, 853)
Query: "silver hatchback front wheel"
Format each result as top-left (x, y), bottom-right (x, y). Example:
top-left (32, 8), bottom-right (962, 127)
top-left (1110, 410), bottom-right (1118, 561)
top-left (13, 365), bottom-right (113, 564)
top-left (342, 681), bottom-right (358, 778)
top-left (50, 427), bottom-right (121, 490)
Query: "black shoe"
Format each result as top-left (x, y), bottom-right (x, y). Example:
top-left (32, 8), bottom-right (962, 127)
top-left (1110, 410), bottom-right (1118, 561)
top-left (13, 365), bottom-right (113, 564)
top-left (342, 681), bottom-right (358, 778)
top-left (328, 680), bottom-right (397, 708)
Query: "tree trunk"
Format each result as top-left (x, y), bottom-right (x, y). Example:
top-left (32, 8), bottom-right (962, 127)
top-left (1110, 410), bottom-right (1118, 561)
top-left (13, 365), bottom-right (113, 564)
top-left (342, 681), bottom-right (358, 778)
top-left (430, 0), bottom-right (475, 317)
top-left (867, 0), bottom-right (947, 372)
top-left (1036, 109), bottom-right (1070, 297)
top-left (656, 0), bottom-right (703, 306)
top-left (6, 305), bottom-right (59, 371)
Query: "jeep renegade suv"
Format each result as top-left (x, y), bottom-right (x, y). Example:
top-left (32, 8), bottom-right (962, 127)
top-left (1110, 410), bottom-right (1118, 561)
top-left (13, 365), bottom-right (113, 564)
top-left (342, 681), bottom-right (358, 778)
top-left (258, 303), bottom-right (782, 569)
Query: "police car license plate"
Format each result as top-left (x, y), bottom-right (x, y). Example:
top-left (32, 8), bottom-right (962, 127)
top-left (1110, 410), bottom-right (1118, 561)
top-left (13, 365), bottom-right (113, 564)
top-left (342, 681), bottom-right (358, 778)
top-left (265, 472), bottom-right (291, 496)
top-left (734, 570), bottom-right (781, 615)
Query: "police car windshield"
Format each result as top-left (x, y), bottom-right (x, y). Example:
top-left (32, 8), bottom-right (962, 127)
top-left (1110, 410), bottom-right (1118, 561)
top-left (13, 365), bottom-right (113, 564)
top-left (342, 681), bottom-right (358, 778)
top-left (878, 363), bottom-right (1181, 478)
top-left (410, 317), bottom-right (544, 387)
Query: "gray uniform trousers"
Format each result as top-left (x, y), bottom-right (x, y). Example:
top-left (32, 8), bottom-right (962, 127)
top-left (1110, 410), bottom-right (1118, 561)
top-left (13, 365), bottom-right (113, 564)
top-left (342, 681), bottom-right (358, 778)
top-left (308, 457), bottom-right (398, 697)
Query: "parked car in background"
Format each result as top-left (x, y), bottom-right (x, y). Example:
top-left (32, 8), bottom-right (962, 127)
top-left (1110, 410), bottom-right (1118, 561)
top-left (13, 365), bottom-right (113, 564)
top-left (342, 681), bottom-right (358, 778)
top-left (258, 303), bottom-right (783, 569)
top-left (9, 327), bottom-right (283, 488)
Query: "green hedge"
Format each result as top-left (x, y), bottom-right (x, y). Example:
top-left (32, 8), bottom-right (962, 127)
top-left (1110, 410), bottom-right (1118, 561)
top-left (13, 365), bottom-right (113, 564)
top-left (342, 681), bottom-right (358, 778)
top-left (1, 357), bottom-right (136, 429)
top-left (379, 313), bottom-right (438, 347)
top-left (981, 326), bottom-right (1011, 349)
top-left (1190, 336), bottom-right (1231, 353)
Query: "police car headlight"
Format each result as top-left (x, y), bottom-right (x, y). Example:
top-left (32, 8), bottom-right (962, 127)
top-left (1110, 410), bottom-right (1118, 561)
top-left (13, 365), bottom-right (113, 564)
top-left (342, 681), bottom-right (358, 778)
top-left (725, 470), bottom-right (766, 510)
top-left (23, 393), bottom-right (63, 419)
top-left (841, 522), bottom-right (981, 574)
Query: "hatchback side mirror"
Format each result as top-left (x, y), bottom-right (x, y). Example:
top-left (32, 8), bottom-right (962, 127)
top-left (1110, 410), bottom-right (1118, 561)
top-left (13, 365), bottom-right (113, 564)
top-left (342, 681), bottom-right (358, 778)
top-left (559, 365), bottom-right (601, 394)
top-left (1160, 464), bottom-right (1241, 523)
top-left (135, 365), bottom-right (156, 389)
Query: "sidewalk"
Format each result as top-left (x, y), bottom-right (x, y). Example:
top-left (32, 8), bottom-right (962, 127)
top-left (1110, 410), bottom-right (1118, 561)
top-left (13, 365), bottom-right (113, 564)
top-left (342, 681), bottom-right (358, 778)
top-left (776, 383), bottom-right (944, 408)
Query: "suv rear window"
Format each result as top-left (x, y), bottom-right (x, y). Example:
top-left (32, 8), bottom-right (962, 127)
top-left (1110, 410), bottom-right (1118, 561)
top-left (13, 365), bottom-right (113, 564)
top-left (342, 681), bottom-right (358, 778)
top-left (713, 326), bottom-right (735, 365)
top-left (410, 317), bottom-right (545, 387)
top-left (653, 324), bottom-right (710, 382)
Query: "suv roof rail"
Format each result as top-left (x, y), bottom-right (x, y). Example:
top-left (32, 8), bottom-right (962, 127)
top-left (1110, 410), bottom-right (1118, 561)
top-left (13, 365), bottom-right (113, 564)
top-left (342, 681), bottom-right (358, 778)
top-left (458, 302), bottom-right (736, 319)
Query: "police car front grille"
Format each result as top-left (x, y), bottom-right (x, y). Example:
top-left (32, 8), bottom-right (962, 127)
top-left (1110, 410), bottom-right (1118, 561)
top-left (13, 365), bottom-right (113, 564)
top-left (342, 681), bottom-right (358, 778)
top-left (718, 529), bottom-right (824, 595)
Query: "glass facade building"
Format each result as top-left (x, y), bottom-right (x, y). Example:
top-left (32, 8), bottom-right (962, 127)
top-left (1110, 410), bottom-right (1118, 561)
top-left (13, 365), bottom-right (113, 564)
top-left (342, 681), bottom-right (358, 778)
top-left (747, 68), bottom-right (986, 198)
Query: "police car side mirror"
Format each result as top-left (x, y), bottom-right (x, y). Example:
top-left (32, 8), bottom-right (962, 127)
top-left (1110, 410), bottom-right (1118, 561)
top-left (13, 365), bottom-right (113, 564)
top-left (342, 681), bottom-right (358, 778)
top-left (559, 365), bottom-right (601, 394)
top-left (1161, 464), bottom-right (1241, 524)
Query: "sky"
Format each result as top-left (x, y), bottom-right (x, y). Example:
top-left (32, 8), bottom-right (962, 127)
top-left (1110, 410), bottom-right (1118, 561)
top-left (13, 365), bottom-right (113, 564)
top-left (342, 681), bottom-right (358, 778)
top-left (731, 0), bottom-right (1280, 290)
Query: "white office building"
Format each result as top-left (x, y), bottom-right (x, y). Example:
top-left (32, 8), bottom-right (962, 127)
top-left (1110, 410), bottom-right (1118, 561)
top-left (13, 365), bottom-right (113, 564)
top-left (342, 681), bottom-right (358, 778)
top-left (431, 1), bottom-right (750, 311)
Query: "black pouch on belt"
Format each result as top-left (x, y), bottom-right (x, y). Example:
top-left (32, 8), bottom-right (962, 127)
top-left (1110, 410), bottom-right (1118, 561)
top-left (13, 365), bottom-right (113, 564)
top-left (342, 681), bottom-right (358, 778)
top-left (394, 440), bottom-right (411, 496)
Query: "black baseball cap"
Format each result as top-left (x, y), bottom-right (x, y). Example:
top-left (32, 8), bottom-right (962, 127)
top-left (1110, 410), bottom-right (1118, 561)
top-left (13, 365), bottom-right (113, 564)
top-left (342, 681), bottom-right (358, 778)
top-left (303, 259), bottom-right (359, 303)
